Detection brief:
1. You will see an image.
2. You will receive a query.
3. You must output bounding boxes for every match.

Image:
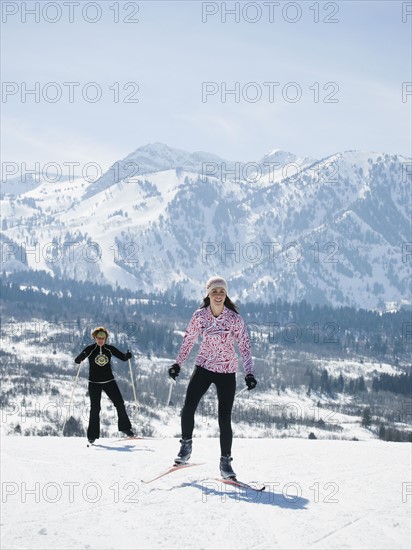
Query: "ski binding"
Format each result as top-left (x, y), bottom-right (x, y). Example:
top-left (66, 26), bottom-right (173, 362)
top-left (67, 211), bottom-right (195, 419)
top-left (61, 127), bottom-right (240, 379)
top-left (217, 477), bottom-right (265, 492)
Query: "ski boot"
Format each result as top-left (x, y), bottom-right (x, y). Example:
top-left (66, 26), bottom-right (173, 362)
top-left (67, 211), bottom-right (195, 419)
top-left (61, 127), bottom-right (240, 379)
top-left (122, 429), bottom-right (135, 437)
top-left (174, 438), bottom-right (192, 464)
top-left (220, 455), bottom-right (236, 479)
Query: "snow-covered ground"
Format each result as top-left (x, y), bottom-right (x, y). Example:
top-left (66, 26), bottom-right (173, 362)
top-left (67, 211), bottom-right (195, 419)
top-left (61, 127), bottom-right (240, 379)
top-left (1, 436), bottom-right (411, 550)
top-left (313, 359), bottom-right (400, 379)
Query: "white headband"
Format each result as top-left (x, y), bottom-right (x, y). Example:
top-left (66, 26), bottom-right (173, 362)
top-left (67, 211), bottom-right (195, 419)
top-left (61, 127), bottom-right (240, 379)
top-left (205, 276), bottom-right (228, 296)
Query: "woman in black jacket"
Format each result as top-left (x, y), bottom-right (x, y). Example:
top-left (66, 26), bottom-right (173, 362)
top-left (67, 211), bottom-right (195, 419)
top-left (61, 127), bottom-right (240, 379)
top-left (75, 326), bottom-right (134, 444)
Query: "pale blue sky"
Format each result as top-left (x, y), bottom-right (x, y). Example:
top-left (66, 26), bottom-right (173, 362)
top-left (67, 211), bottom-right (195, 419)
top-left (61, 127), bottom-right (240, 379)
top-left (1, 0), bottom-right (411, 172)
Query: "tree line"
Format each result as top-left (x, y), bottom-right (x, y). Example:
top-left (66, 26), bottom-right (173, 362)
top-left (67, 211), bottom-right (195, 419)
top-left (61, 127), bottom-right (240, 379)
top-left (1, 270), bottom-right (411, 364)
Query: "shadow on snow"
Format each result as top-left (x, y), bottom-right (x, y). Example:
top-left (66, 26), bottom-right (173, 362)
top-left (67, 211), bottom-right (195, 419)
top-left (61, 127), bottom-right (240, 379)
top-left (182, 481), bottom-right (310, 509)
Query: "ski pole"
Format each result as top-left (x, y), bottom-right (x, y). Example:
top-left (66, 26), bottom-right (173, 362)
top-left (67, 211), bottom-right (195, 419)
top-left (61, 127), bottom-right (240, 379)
top-left (128, 358), bottom-right (138, 407)
top-left (61, 361), bottom-right (82, 436)
top-left (166, 379), bottom-right (175, 406)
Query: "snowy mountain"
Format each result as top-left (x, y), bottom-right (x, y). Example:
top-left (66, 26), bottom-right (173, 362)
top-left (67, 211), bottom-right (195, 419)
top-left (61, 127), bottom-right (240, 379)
top-left (82, 142), bottom-right (233, 200)
top-left (2, 436), bottom-right (411, 549)
top-left (0, 173), bottom-right (43, 197)
top-left (1, 143), bottom-right (411, 310)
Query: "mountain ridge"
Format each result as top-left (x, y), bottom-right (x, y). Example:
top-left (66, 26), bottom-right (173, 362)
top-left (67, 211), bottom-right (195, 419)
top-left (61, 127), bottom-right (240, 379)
top-left (1, 144), bottom-right (411, 310)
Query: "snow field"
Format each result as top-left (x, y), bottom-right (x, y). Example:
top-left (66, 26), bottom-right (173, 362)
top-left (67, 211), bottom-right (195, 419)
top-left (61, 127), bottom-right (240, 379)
top-left (1, 436), bottom-right (411, 550)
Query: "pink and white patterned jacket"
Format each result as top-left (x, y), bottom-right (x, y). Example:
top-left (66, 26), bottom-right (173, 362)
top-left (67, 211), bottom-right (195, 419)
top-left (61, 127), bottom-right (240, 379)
top-left (175, 306), bottom-right (254, 375)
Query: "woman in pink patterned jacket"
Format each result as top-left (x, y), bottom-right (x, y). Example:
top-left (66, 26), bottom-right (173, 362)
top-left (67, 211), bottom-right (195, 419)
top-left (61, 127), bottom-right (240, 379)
top-left (168, 276), bottom-right (257, 479)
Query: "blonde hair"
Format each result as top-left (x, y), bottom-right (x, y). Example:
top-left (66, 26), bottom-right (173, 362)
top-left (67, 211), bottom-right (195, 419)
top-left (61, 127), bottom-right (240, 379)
top-left (91, 326), bottom-right (109, 340)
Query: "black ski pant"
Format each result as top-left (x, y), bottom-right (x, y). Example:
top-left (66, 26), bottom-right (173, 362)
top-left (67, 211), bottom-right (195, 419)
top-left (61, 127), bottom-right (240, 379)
top-left (87, 380), bottom-right (131, 440)
top-left (181, 365), bottom-right (236, 456)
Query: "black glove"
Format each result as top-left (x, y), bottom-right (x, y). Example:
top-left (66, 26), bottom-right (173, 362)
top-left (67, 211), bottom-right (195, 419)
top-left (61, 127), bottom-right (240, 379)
top-left (169, 363), bottom-right (180, 380)
top-left (125, 350), bottom-right (132, 360)
top-left (245, 374), bottom-right (257, 390)
top-left (74, 352), bottom-right (85, 364)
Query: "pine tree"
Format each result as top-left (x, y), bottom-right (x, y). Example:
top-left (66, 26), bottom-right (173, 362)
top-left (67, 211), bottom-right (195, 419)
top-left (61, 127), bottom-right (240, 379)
top-left (361, 407), bottom-right (372, 428)
top-left (320, 369), bottom-right (330, 394)
top-left (63, 416), bottom-right (85, 437)
top-left (336, 373), bottom-right (344, 393)
top-left (357, 376), bottom-right (366, 392)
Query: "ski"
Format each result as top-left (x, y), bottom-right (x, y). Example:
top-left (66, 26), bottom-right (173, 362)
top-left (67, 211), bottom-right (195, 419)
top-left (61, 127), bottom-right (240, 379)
top-left (86, 437), bottom-right (158, 448)
top-left (114, 436), bottom-right (161, 442)
top-left (216, 478), bottom-right (265, 492)
top-left (141, 463), bottom-right (203, 484)
top-left (87, 436), bottom-right (162, 446)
